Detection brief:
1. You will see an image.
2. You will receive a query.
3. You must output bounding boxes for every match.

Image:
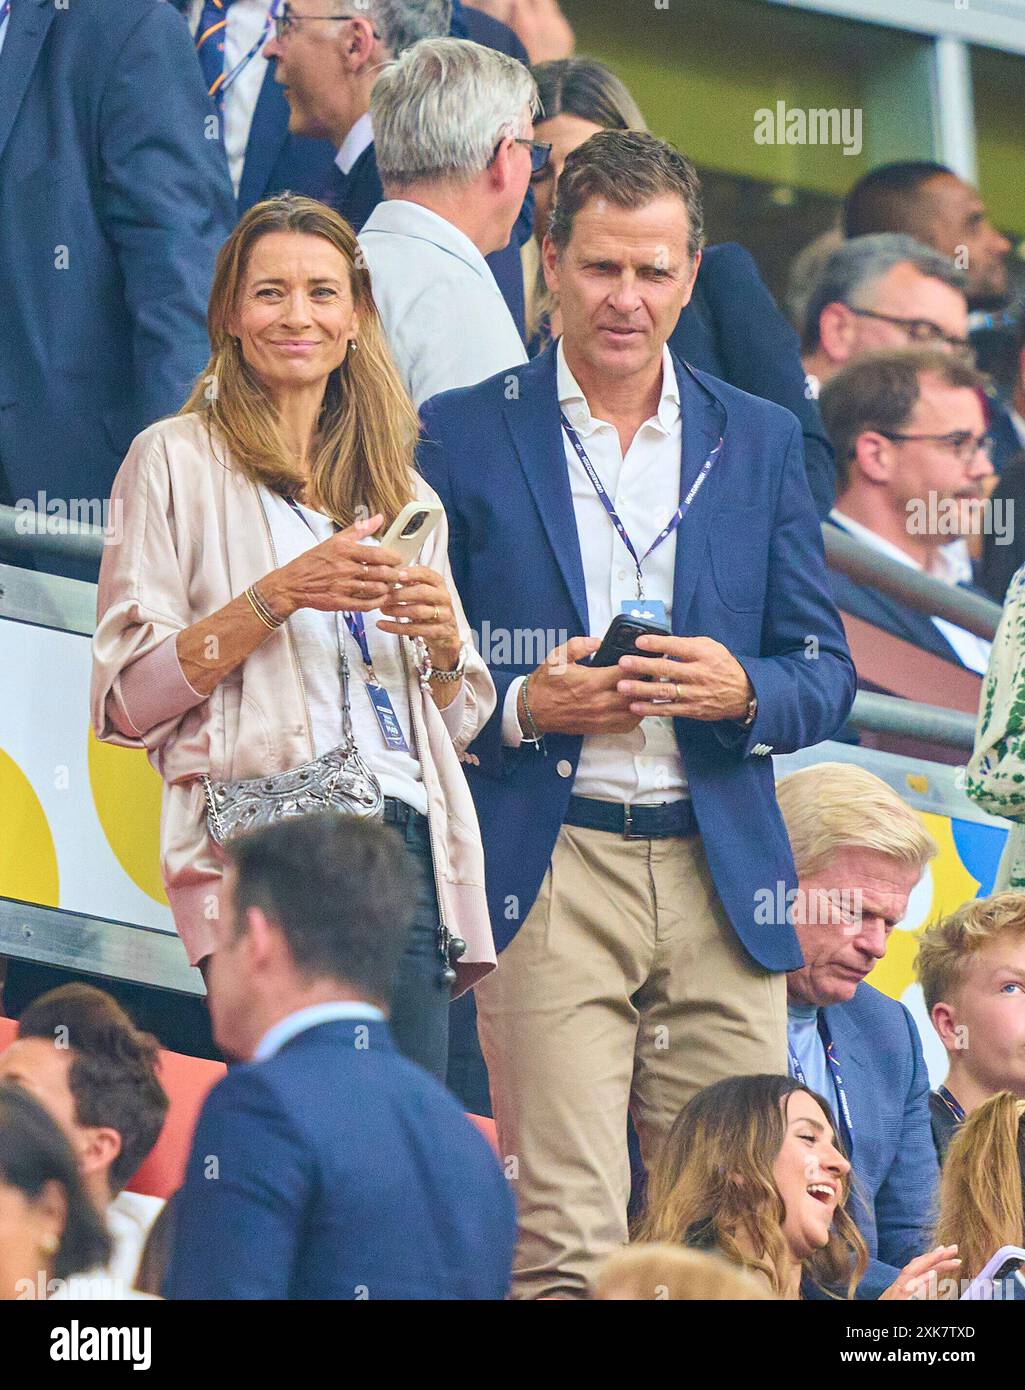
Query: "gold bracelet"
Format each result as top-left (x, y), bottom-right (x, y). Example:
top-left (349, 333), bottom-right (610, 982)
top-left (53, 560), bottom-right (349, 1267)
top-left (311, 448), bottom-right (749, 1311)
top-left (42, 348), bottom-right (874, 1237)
top-left (244, 585), bottom-right (283, 631)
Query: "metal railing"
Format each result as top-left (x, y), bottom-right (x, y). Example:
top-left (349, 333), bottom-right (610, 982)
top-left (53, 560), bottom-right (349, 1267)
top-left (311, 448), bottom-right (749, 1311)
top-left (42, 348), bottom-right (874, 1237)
top-left (822, 524), bottom-right (1002, 640)
top-left (0, 504), bottom-right (105, 568)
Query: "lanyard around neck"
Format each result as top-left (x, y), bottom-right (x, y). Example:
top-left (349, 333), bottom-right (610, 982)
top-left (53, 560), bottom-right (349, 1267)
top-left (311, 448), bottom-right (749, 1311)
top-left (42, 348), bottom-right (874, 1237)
top-left (559, 411), bottom-right (723, 600)
top-left (788, 1012), bottom-right (854, 1151)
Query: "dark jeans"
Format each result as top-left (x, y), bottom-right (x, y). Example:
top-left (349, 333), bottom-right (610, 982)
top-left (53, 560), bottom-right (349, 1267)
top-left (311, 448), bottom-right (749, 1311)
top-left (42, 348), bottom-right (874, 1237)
top-left (386, 810), bottom-right (450, 1083)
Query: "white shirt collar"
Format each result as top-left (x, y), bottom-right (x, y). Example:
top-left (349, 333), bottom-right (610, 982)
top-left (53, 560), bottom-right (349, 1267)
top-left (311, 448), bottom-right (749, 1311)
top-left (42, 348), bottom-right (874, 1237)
top-left (254, 1000), bottom-right (385, 1062)
top-left (360, 199), bottom-right (495, 282)
top-left (556, 339), bottom-right (681, 437)
top-left (830, 507), bottom-right (972, 586)
top-left (335, 111), bottom-right (374, 177)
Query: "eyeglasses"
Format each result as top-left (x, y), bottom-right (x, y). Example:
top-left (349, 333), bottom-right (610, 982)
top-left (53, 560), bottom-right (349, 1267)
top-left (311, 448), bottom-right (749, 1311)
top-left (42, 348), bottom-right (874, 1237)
top-left (880, 430), bottom-right (993, 465)
top-left (273, 4), bottom-right (380, 40)
top-left (488, 137), bottom-right (552, 175)
top-left (847, 307), bottom-right (973, 358)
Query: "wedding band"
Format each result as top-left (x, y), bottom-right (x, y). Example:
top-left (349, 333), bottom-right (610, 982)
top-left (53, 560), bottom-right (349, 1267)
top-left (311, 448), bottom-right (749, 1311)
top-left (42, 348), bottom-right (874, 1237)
top-left (433, 606), bottom-right (440, 622)
top-left (675, 683), bottom-right (684, 699)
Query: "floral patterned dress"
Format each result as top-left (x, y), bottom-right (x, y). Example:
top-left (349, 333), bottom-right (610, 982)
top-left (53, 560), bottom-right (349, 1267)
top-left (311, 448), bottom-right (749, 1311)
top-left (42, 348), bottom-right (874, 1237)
top-left (967, 565), bottom-right (1025, 889)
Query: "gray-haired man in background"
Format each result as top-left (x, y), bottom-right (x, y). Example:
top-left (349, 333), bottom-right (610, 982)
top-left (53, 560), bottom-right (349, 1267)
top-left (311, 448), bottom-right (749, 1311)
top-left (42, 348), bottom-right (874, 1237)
top-left (358, 37), bottom-right (539, 405)
top-left (801, 234), bottom-right (969, 398)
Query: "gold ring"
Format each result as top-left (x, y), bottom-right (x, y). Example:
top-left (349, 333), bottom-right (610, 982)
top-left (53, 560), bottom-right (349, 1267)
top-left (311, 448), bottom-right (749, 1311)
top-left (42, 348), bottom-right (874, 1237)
top-left (433, 606), bottom-right (440, 622)
top-left (675, 683), bottom-right (684, 699)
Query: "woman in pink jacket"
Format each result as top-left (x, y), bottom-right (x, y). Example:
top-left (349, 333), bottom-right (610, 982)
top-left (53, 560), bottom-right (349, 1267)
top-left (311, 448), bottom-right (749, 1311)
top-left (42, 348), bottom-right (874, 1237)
top-left (90, 196), bottom-right (497, 1079)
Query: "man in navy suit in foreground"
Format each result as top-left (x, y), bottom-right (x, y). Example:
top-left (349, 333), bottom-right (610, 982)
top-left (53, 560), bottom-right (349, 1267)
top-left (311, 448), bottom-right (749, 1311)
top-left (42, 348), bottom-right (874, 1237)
top-left (163, 816), bottom-right (515, 1300)
top-left (775, 762), bottom-right (941, 1299)
top-left (418, 130), bottom-right (856, 1297)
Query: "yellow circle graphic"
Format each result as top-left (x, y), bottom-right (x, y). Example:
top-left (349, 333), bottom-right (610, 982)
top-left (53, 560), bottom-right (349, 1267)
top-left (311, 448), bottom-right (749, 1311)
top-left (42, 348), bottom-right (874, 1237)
top-left (0, 747), bottom-right (59, 905)
top-left (87, 731), bottom-right (169, 906)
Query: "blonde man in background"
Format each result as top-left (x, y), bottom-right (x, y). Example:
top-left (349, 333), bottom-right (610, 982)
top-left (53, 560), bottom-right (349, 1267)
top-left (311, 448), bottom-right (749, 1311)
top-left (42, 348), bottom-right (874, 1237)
top-left (916, 894), bottom-right (1025, 1163)
top-left (775, 761), bottom-right (939, 1298)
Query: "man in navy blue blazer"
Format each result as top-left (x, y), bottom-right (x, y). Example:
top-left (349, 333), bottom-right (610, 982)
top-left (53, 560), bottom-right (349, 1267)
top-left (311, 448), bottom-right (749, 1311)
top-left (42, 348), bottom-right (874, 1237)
top-left (163, 815), bottom-right (516, 1301)
top-left (0, 0), bottom-right (235, 577)
top-left (417, 130), bottom-right (856, 1297)
top-left (775, 762), bottom-right (941, 1299)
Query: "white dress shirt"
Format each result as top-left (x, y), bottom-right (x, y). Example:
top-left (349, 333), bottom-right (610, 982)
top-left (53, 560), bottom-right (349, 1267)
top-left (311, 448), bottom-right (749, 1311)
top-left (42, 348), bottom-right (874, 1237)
top-left (335, 110), bottom-right (374, 176)
top-left (187, 0), bottom-right (273, 196)
top-left (49, 1190), bottom-right (165, 1297)
top-left (502, 341), bottom-right (689, 804)
top-left (830, 507), bottom-right (991, 674)
top-left (262, 488), bottom-right (430, 814)
top-left (358, 199), bottom-right (527, 407)
top-left (254, 1000), bottom-right (386, 1061)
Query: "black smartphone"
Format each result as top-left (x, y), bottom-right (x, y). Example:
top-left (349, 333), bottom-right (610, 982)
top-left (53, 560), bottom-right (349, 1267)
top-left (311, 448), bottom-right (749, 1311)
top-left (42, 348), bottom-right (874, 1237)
top-left (590, 613), bottom-right (671, 669)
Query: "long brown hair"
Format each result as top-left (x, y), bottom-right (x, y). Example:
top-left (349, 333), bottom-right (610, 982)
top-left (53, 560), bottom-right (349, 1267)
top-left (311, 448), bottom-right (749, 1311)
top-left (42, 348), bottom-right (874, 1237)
top-left (181, 195), bottom-right (419, 528)
top-left (936, 1092), bottom-right (1025, 1282)
top-left (634, 1074), bottom-right (868, 1299)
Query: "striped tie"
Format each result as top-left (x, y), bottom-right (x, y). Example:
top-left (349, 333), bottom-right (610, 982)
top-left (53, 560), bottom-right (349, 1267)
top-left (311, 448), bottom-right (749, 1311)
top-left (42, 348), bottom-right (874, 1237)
top-left (195, 0), bottom-right (239, 112)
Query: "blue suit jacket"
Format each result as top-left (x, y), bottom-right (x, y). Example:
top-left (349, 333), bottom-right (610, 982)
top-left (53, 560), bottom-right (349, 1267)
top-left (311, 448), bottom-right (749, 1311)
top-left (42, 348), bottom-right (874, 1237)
top-left (417, 346), bottom-right (856, 968)
top-left (822, 985), bottom-right (940, 1299)
top-left (669, 243), bottom-right (834, 519)
top-left (0, 0), bottom-right (235, 533)
top-left (163, 1020), bottom-right (517, 1299)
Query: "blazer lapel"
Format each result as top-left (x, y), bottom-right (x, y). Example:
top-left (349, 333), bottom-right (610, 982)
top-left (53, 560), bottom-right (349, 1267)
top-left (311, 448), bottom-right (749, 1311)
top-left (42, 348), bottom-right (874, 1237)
top-left (503, 347), bottom-right (589, 636)
top-left (238, 63), bottom-right (290, 212)
top-left (0, 0), bottom-right (56, 168)
top-left (671, 356), bottom-right (729, 633)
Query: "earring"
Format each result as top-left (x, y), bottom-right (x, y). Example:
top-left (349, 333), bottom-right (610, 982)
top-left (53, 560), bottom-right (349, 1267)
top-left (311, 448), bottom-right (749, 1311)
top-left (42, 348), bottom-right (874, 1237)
top-left (348, 339), bottom-right (358, 353)
top-left (40, 1232), bottom-right (59, 1255)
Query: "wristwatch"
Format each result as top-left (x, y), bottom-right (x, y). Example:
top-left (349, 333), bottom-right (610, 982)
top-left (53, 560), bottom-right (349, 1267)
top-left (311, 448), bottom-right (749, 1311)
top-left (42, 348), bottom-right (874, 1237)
top-left (430, 642), bottom-right (468, 683)
top-left (739, 693), bottom-right (758, 729)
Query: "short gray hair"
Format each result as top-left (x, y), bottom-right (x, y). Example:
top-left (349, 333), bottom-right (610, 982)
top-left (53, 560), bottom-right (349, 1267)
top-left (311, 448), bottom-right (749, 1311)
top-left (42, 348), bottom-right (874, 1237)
top-left (371, 37), bottom-right (539, 188)
top-left (351, 0), bottom-right (451, 57)
top-left (802, 233), bottom-right (967, 353)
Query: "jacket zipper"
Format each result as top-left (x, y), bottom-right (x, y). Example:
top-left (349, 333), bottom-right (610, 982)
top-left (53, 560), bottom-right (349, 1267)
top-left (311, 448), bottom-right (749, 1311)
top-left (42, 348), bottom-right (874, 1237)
top-left (255, 486), bottom-right (316, 761)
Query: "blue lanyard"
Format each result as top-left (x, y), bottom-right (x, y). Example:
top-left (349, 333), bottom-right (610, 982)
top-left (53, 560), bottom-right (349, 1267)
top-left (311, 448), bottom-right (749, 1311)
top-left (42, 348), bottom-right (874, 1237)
top-left (283, 496), bottom-right (377, 678)
top-left (560, 412), bottom-right (723, 600)
top-left (937, 1086), bottom-right (966, 1125)
top-left (788, 1014), bottom-right (854, 1152)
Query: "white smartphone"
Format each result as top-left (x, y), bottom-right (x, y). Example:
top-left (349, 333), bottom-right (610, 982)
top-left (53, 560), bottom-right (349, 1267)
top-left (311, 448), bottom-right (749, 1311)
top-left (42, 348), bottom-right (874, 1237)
top-left (377, 500), bottom-right (444, 566)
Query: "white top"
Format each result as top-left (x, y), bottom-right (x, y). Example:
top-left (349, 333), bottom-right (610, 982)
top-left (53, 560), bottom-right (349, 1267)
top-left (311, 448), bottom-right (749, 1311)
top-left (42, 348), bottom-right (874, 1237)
top-left (502, 341), bottom-right (688, 804)
top-left (188, 0), bottom-right (273, 196)
top-left (830, 507), bottom-right (991, 674)
top-left (335, 111), bottom-right (374, 176)
top-left (358, 199), bottom-right (527, 407)
top-left (254, 1000), bottom-right (386, 1061)
top-left (49, 1190), bottom-right (165, 1298)
top-left (262, 488), bottom-right (429, 815)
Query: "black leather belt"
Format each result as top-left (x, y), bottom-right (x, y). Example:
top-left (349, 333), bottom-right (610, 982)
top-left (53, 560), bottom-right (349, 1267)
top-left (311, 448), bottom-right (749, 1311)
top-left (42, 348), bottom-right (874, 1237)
top-left (383, 797), bottom-right (428, 829)
top-left (564, 795), bottom-right (698, 840)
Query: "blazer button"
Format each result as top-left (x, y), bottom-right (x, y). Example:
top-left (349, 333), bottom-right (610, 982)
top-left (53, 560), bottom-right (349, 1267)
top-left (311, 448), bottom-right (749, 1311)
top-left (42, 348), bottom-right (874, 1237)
top-left (556, 759), bottom-right (573, 778)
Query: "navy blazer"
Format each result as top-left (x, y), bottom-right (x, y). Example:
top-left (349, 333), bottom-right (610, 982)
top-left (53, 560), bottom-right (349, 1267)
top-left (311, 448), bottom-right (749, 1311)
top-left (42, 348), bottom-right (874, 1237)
top-left (0, 0), bottom-right (235, 543)
top-left (825, 519), bottom-right (979, 669)
top-left (821, 985), bottom-right (940, 1299)
top-left (163, 1020), bottom-right (517, 1299)
top-left (418, 345), bottom-right (856, 968)
top-left (669, 243), bottom-right (835, 519)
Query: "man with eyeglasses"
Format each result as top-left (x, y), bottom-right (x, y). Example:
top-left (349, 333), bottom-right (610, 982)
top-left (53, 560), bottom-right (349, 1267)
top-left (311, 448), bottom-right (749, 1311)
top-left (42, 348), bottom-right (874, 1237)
top-left (802, 234), bottom-right (970, 397)
top-left (820, 346), bottom-right (994, 674)
top-left (355, 36), bottom-right (538, 406)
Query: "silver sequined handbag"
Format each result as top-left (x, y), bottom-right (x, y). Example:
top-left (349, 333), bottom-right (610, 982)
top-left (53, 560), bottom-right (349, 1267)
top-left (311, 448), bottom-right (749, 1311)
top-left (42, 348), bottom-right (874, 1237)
top-left (201, 616), bottom-right (384, 847)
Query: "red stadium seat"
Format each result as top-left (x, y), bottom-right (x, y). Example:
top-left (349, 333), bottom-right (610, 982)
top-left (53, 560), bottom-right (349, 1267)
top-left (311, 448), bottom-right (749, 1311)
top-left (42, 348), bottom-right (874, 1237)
top-left (467, 1113), bottom-right (499, 1156)
top-left (127, 1047), bottom-right (227, 1199)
